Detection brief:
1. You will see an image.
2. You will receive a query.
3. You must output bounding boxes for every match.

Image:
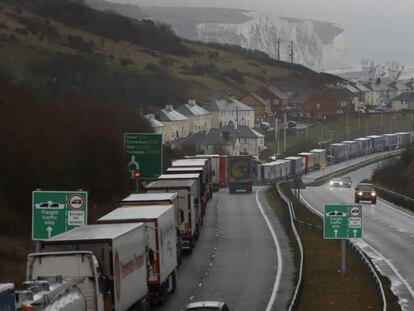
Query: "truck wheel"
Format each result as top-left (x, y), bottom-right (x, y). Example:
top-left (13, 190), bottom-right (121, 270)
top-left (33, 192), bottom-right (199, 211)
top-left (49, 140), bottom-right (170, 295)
top-left (372, 199), bottom-right (377, 204)
top-left (171, 270), bottom-right (177, 293)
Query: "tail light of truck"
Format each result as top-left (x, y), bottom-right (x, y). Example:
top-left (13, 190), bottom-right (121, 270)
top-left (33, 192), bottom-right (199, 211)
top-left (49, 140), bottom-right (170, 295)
top-left (22, 305), bottom-right (36, 311)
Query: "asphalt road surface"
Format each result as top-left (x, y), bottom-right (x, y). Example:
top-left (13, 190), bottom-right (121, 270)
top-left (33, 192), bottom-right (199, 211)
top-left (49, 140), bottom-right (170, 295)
top-left (153, 187), bottom-right (294, 311)
top-left (300, 162), bottom-right (414, 310)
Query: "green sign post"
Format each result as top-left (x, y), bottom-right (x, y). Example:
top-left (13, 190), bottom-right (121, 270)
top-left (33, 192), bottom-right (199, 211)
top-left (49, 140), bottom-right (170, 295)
top-left (124, 133), bottom-right (162, 179)
top-left (32, 191), bottom-right (88, 240)
top-left (324, 204), bottom-right (363, 239)
top-left (324, 203), bottom-right (363, 274)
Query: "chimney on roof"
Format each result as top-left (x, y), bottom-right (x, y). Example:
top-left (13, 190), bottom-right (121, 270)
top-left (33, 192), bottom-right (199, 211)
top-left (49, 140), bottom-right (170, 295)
top-left (165, 105), bottom-right (173, 111)
top-left (188, 99), bottom-right (196, 106)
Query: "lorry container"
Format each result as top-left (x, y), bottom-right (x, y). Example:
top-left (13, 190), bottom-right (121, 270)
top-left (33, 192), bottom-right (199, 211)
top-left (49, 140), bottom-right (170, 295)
top-left (355, 137), bottom-right (372, 154)
top-left (342, 141), bottom-right (361, 158)
top-left (165, 168), bottom-right (208, 218)
top-left (185, 155), bottom-right (220, 191)
top-left (330, 143), bottom-right (348, 163)
top-left (298, 152), bottom-right (315, 172)
top-left (396, 132), bottom-right (412, 147)
top-left (272, 160), bottom-right (290, 179)
top-left (260, 162), bottom-right (275, 184)
top-left (98, 206), bottom-right (177, 304)
top-left (145, 179), bottom-right (199, 251)
top-left (38, 223), bottom-right (148, 311)
top-left (228, 156), bottom-right (253, 193)
top-left (383, 133), bottom-right (398, 150)
top-left (158, 173), bottom-right (203, 222)
top-left (119, 193), bottom-right (182, 264)
top-left (367, 135), bottom-right (385, 152)
top-left (309, 149), bottom-right (327, 170)
top-left (172, 159), bottom-right (212, 199)
top-left (219, 155), bottom-right (228, 187)
top-left (285, 156), bottom-right (305, 175)
top-left (0, 284), bottom-right (15, 311)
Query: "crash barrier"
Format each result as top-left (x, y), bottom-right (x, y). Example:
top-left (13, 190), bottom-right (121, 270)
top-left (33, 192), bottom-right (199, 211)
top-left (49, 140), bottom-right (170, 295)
top-left (374, 184), bottom-right (414, 211)
top-left (349, 242), bottom-right (387, 311)
top-left (276, 181), bottom-right (304, 311)
top-left (277, 182), bottom-right (387, 311)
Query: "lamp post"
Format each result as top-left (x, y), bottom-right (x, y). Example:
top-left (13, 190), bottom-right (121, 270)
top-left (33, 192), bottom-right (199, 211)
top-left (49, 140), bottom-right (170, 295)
top-left (365, 121), bottom-right (370, 136)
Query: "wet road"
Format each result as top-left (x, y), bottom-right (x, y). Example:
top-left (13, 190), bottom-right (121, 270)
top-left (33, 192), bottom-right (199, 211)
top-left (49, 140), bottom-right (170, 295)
top-left (153, 187), bottom-right (294, 311)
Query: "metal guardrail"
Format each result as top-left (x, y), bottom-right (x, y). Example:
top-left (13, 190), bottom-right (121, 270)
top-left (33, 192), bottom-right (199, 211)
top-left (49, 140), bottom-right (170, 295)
top-left (277, 182), bottom-right (387, 311)
top-left (349, 243), bottom-right (387, 311)
top-left (276, 182), bottom-right (304, 311)
top-left (374, 185), bottom-right (414, 203)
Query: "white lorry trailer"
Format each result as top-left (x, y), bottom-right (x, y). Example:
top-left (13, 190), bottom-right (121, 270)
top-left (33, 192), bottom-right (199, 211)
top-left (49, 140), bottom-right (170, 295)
top-left (22, 223), bottom-right (148, 311)
top-left (119, 193), bottom-right (183, 263)
top-left (145, 179), bottom-right (199, 251)
top-left (98, 205), bottom-right (177, 304)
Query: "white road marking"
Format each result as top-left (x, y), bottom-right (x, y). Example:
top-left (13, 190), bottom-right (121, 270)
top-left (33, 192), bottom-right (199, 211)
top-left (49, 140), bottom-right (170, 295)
top-left (300, 193), bottom-right (414, 302)
top-left (256, 187), bottom-right (283, 311)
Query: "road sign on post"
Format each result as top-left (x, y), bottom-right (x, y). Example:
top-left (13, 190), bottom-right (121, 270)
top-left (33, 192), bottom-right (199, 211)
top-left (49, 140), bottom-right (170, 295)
top-left (324, 204), bottom-right (363, 239)
top-left (124, 133), bottom-right (162, 179)
top-left (32, 191), bottom-right (88, 240)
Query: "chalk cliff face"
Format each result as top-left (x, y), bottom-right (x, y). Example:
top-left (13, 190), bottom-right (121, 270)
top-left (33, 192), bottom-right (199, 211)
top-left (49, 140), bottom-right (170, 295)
top-left (194, 12), bottom-right (345, 72)
top-left (85, 3), bottom-right (345, 71)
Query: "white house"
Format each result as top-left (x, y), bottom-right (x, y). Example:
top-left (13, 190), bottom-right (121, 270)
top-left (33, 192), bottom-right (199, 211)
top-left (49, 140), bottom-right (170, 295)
top-left (176, 99), bottom-right (211, 134)
top-left (206, 95), bottom-right (255, 129)
top-left (221, 124), bottom-right (265, 156)
top-left (157, 105), bottom-right (189, 142)
top-left (364, 79), bottom-right (389, 106)
top-left (145, 114), bottom-right (166, 141)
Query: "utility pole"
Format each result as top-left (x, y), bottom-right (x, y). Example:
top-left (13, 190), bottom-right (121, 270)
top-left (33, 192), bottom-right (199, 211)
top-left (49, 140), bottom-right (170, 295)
top-left (329, 130), bottom-right (334, 177)
top-left (346, 106), bottom-right (350, 140)
top-left (283, 113), bottom-right (287, 152)
top-left (320, 122), bottom-right (323, 143)
top-left (289, 41), bottom-right (294, 64)
top-left (275, 115), bottom-right (279, 156)
top-left (277, 38), bottom-right (281, 61)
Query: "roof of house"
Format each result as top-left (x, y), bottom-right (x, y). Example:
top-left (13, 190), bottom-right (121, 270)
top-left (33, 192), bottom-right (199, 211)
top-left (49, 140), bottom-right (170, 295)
top-left (206, 97), bottom-right (254, 112)
top-left (241, 92), bottom-right (269, 107)
top-left (221, 124), bottom-right (264, 139)
top-left (176, 101), bottom-right (210, 116)
top-left (182, 128), bottom-right (232, 147)
top-left (269, 81), bottom-right (312, 103)
top-left (351, 81), bottom-right (370, 92)
top-left (306, 87), bottom-right (352, 104)
top-left (158, 106), bottom-right (188, 122)
top-left (364, 80), bottom-right (388, 91)
top-left (145, 114), bottom-right (165, 128)
top-left (267, 86), bottom-right (290, 100)
top-left (392, 92), bottom-right (414, 102)
top-left (388, 81), bottom-right (408, 91)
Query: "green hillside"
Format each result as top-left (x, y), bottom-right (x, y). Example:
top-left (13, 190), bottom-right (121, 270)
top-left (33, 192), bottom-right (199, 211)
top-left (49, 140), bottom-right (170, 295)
top-left (0, 0), bottom-right (340, 110)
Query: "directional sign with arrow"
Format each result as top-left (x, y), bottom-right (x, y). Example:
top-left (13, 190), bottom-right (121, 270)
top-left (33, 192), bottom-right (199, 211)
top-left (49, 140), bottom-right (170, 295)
top-left (32, 191), bottom-right (88, 240)
top-left (324, 204), bottom-right (363, 239)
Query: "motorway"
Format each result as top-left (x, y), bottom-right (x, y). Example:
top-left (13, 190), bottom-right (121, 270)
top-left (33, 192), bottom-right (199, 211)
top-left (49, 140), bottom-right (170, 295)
top-left (153, 187), bottom-right (295, 311)
top-left (300, 162), bottom-right (414, 310)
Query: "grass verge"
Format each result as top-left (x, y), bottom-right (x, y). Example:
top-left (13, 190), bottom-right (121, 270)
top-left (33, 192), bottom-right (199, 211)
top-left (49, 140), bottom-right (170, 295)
top-left (266, 184), bottom-right (400, 311)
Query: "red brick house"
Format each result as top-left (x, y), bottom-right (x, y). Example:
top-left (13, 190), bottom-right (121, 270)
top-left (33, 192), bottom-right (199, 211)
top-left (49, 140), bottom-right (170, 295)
top-left (301, 88), bottom-right (353, 121)
top-left (256, 85), bottom-right (289, 114)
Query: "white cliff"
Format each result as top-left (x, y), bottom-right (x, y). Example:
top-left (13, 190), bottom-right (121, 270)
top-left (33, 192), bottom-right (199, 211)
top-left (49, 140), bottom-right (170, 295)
top-left (195, 12), bottom-right (345, 72)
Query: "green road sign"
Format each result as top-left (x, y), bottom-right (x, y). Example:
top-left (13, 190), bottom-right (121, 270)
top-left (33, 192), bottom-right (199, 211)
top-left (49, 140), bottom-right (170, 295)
top-left (32, 191), bottom-right (88, 240)
top-left (124, 133), bottom-right (162, 179)
top-left (324, 204), bottom-right (363, 239)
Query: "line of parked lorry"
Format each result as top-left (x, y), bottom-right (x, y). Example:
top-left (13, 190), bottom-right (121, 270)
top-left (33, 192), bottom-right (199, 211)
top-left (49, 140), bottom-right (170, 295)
top-left (1, 154), bottom-right (253, 311)
top-left (257, 131), bottom-right (414, 184)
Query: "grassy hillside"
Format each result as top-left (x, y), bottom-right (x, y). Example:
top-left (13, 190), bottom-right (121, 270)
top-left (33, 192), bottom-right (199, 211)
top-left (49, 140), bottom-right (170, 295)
top-left (0, 0), bottom-right (340, 110)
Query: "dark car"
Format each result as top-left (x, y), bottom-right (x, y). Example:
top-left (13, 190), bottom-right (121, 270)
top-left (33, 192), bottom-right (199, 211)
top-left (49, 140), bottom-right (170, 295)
top-left (355, 183), bottom-right (377, 204)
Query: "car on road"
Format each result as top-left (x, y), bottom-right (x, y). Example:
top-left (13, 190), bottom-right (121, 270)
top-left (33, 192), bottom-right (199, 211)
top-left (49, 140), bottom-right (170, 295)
top-left (185, 301), bottom-right (231, 311)
top-left (329, 176), bottom-right (352, 188)
top-left (355, 183), bottom-right (377, 204)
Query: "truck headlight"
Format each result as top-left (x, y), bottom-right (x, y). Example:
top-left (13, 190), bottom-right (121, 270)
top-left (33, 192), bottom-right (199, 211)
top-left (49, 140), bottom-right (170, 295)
top-left (371, 191), bottom-right (376, 196)
top-left (358, 191), bottom-right (363, 196)
top-left (330, 181), bottom-right (334, 185)
top-left (339, 182), bottom-right (343, 185)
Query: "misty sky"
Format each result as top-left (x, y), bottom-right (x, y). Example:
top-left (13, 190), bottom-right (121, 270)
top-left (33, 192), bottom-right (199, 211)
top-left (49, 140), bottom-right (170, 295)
top-left (113, 0), bottom-right (414, 66)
